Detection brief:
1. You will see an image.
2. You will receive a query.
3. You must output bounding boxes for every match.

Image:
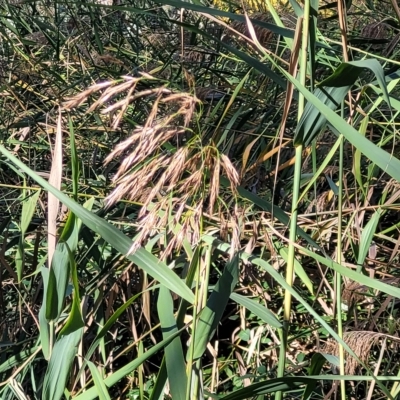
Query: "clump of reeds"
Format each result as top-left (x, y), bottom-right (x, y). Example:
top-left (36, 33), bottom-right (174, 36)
top-left (64, 74), bottom-right (241, 256)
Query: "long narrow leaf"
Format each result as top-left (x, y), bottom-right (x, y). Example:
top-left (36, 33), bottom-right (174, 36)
top-left (73, 327), bottom-right (185, 400)
top-left (0, 145), bottom-right (194, 304)
top-left (220, 376), bottom-right (400, 400)
top-left (192, 254), bottom-right (239, 360)
top-left (157, 287), bottom-right (187, 400)
top-left (42, 328), bottom-right (83, 400)
top-left (87, 361), bottom-right (111, 400)
top-left (295, 59), bottom-right (391, 147)
top-left (285, 68), bottom-right (400, 183)
top-left (230, 293), bottom-right (281, 328)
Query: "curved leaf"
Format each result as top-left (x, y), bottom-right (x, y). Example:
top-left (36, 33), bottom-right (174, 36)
top-left (295, 59), bottom-right (391, 147)
top-left (42, 328), bottom-right (83, 400)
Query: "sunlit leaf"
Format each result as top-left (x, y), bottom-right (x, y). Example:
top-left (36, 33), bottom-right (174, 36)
top-left (87, 361), bottom-right (111, 400)
top-left (42, 328), bottom-right (83, 400)
top-left (58, 244), bottom-right (84, 336)
top-left (357, 209), bottom-right (381, 269)
top-left (157, 287), bottom-right (187, 400)
top-left (193, 254), bottom-right (239, 360)
top-left (0, 145), bottom-right (194, 304)
top-left (295, 59), bottom-right (391, 147)
top-left (73, 328), bottom-right (185, 400)
top-left (230, 292), bottom-right (281, 328)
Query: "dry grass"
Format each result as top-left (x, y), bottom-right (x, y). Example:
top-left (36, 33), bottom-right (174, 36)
top-left (64, 74), bottom-right (241, 256)
top-left (324, 331), bottom-right (400, 375)
top-left (2, 1), bottom-right (400, 398)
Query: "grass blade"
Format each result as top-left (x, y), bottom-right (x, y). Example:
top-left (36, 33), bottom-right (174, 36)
top-left (0, 144), bottom-right (194, 304)
top-left (157, 286), bottom-right (187, 400)
top-left (230, 292), bottom-right (281, 328)
top-left (73, 327), bottom-right (185, 400)
top-left (87, 361), bottom-right (111, 400)
top-left (193, 254), bottom-right (239, 360)
top-left (42, 328), bottom-right (83, 400)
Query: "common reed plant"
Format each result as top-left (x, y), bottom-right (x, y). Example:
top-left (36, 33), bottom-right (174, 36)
top-left (1, 0), bottom-right (400, 399)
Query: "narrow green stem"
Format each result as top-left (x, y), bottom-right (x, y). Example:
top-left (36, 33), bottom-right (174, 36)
top-left (49, 320), bottom-right (54, 358)
top-left (284, 146), bottom-right (303, 323)
top-left (276, 144), bottom-right (303, 400)
top-left (192, 359), bottom-right (201, 399)
top-left (202, 246), bottom-right (212, 308)
top-left (186, 255), bottom-right (201, 400)
top-left (336, 135), bottom-right (346, 398)
top-left (138, 341), bottom-right (144, 400)
top-left (297, 13), bottom-right (310, 115)
top-left (276, 3), bottom-right (310, 400)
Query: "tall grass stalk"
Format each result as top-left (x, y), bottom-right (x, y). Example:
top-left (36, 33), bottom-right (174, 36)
top-left (337, 0), bottom-right (349, 394)
top-left (186, 252), bottom-right (201, 400)
top-left (336, 134), bottom-right (346, 399)
top-left (277, 1), bottom-right (310, 398)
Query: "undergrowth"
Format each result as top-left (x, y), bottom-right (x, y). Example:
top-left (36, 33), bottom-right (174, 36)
top-left (1, 0), bottom-right (400, 399)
